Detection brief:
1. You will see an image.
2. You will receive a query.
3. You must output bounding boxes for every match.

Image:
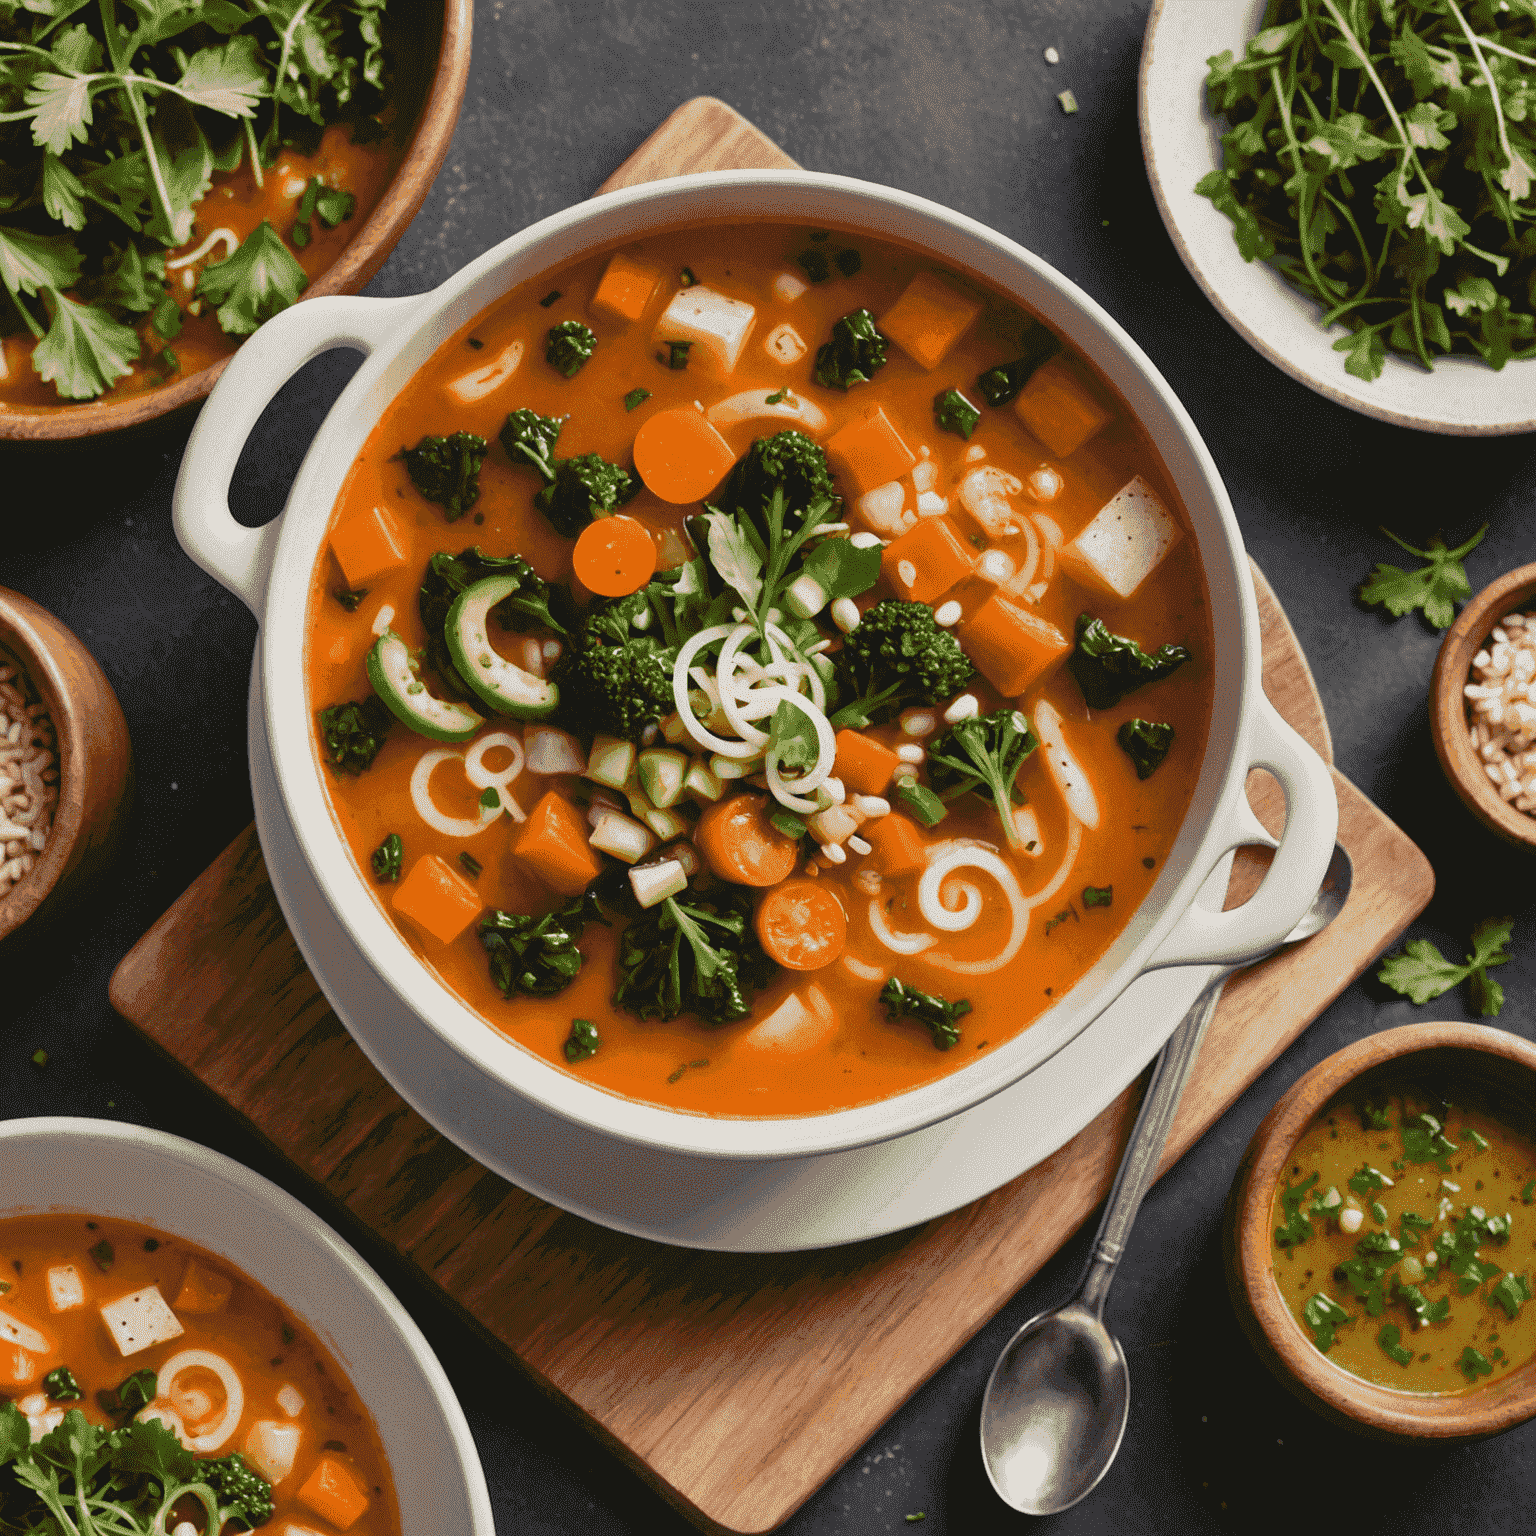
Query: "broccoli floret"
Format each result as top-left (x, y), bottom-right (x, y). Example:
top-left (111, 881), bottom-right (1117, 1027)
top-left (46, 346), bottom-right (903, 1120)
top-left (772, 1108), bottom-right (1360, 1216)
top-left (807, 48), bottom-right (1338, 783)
top-left (614, 891), bottom-right (776, 1025)
top-left (479, 893), bottom-right (606, 999)
top-left (814, 308), bottom-right (889, 389)
top-left (829, 600), bottom-right (976, 728)
top-left (551, 638), bottom-right (673, 745)
top-left (318, 696), bottom-right (394, 774)
top-left (879, 976), bottom-right (971, 1050)
top-left (926, 708), bottom-right (1039, 849)
top-left (196, 1452), bottom-right (275, 1529)
top-left (499, 408), bottom-right (563, 483)
top-left (534, 453), bottom-right (641, 538)
top-left (546, 320), bottom-right (597, 376)
top-left (707, 429), bottom-right (841, 538)
top-left (399, 431), bottom-right (487, 520)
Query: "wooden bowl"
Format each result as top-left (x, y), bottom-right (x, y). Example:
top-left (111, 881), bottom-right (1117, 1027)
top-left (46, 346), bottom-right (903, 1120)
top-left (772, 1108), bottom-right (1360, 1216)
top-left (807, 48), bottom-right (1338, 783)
top-left (1429, 564), bottom-right (1536, 853)
top-left (1226, 1022), bottom-right (1536, 1441)
top-left (0, 587), bottom-right (133, 945)
top-left (0, 0), bottom-right (472, 445)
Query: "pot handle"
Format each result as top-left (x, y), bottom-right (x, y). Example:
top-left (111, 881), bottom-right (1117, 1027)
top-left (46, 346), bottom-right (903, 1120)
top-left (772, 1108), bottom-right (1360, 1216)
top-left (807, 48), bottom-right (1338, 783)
top-left (173, 294), bottom-right (421, 616)
top-left (1145, 697), bottom-right (1338, 971)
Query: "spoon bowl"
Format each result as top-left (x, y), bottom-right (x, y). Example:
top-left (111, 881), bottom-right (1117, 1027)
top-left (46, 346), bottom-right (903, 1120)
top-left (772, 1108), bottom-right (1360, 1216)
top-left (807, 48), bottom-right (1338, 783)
top-left (979, 841), bottom-right (1352, 1514)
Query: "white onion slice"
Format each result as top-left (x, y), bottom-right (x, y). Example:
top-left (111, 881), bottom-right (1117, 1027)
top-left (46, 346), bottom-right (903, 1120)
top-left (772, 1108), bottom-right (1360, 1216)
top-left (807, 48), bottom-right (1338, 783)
top-left (445, 338), bottom-right (524, 404)
top-left (918, 844), bottom-right (1030, 977)
top-left (157, 1349), bottom-right (244, 1453)
top-left (410, 750), bottom-right (499, 838)
top-left (1032, 700), bottom-right (1100, 829)
top-left (867, 900), bottom-right (937, 955)
top-left (1004, 515), bottom-right (1041, 595)
top-left (674, 626), bottom-right (756, 755)
top-left (464, 732), bottom-right (526, 823)
top-left (1023, 814), bottom-right (1085, 912)
top-left (705, 388), bottom-right (829, 435)
top-left (841, 953), bottom-right (885, 981)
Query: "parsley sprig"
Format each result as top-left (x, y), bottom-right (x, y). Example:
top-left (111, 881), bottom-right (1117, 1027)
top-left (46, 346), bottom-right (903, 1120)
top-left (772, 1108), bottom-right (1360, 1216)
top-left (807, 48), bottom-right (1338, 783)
top-left (1377, 916), bottom-right (1513, 1017)
top-left (1358, 524), bottom-right (1487, 629)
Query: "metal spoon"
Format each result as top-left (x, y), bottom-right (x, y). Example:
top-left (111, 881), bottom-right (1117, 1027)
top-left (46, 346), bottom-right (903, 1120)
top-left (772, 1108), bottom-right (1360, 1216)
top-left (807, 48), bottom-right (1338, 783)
top-left (979, 841), bottom-right (1353, 1515)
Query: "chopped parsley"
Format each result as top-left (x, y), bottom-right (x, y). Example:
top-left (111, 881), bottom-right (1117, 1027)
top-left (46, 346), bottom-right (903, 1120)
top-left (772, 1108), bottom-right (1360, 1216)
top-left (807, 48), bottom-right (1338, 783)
top-left (1491, 1272), bottom-right (1532, 1320)
top-left (370, 834), bottom-right (402, 882)
top-left (1082, 885), bottom-right (1112, 908)
top-left (1458, 1345), bottom-right (1494, 1383)
top-left (546, 321), bottom-right (598, 378)
top-left (563, 1018), bottom-right (600, 1062)
top-left (1360, 526), bottom-right (1487, 630)
top-left (1348, 1165), bottom-right (1393, 1197)
top-left (934, 388), bottom-right (981, 439)
top-left (879, 977), bottom-right (971, 1050)
top-left (1400, 1113), bottom-right (1459, 1171)
top-left (1377, 1323), bottom-right (1414, 1367)
top-left (1303, 1291), bottom-right (1351, 1352)
top-left (1377, 916), bottom-right (1512, 1017)
top-left (1275, 1172), bottom-right (1319, 1249)
top-left (624, 387), bottom-right (652, 411)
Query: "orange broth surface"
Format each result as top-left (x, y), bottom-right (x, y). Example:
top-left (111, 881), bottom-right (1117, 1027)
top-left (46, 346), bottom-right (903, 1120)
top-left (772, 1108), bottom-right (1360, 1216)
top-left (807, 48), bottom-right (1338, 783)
top-left (306, 220), bottom-right (1216, 1117)
top-left (0, 1213), bottom-right (399, 1534)
top-left (0, 126), bottom-right (398, 411)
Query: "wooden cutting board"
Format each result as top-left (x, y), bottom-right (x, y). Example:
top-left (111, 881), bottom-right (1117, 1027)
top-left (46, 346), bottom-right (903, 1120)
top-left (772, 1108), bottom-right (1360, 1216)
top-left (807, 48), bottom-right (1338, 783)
top-left (109, 99), bottom-right (1434, 1536)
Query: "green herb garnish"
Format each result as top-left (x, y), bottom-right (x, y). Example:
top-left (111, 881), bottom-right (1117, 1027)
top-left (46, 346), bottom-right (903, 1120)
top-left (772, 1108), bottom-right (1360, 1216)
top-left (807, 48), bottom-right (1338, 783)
top-left (1377, 916), bottom-right (1512, 1016)
top-left (370, 833), bottom-right (402, 882)
top-left (546, 320), bottom-right (597, 377)
top-left (42, 1366), bottom-right (82, 1402)
top-left (893, 780), bottom-right (948, 827)
top-left (796, 249), bottom-right (831, 283)
top-left (539, 290), bottom-right (562, 308)
top-left (1117, 720), bottom-right (1175, 779)
top-left (975, 325), bottom-right (1060, 405)
top-left (1276, 1172), bottom-right (1320, 1248)
top-left (624, 387), bottom-right (652, 411)
top-left (563, 1018), bottom-right (600, 1062)
top-left (333, 585), bottom-right (369, 612)
top-left (1069, 615), bottom-right (1190, 710)
top-left (1349, 1164), bottom-right (1392, 1197)
top-left (1082, 885), bottom-right (1113, 908)
top-left (479, 894), bottom-right (605, 1000)
top-left (879, 976), bottom-right (972, 1050)
top-left (765, 387), bottom-right (789, 405)
top-left (1459, 1345), bottom-right (1494, 1382)
top-left (814, 309), bottom-right (889, 389)
top-left (934, 388), bottom-right (981, 439)
top-left (1377, 1323), bottom-right (1414, 1367)
top-left (662, 341), bottom-right (692, 370)
top-left (1360, 525), bottom-right (1487, 629)
top-left (834, 248), bottom-right (862, 277)
top-left (1303, 1291), bottom-right (1351, 1352)
top-left (400, 432), bottom-right (488, 520)
top-left (318, 696), bottom-right (393, 775)
top-left (1401, 1112), bottom-right (1459, 1170)
top-left (1491, 1272), bottom-right (1532, 1319)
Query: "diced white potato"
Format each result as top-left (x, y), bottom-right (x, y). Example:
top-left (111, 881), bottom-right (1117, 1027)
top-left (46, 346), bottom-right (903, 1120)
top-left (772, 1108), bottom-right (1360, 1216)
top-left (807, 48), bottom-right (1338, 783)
top-left (276, 1383), bottom-right (305, 1418)
top-left (46, 1264), bottom-right (84, 1313)
top-left (855, 481), bottom-right (906, 536)
top-left (653, 285), bottom-right (756, 373)
top-left (763, 322), bottom-right (807, 365)
top-left (279, 1525), bottom-right (328, 1536)
top-left (740, 985), bottom-right (835, 1054)
top-left (444, 338), bottom-right (524, 405)
top-left (524, 726), bottom-right (586, 777)
top-left (957, 465), bottom-right (1023, 538)
top-left (705, 385), bottom-right (825, 433)
top-left (916, 491), bottom-right (948, 518)
top-left (0, 1307), bottom-right (49, 1355)
top-left (772, 271), bottom-right (809, 302)
top-left (244, 1418), bottom-right (303, 1484)
top-left (100, 1285), bottom-right (184, 1358)
top-left (5, 1348), bottom-right (38, 1386)
top-left (1058, 475), bottom-right (1182, 600)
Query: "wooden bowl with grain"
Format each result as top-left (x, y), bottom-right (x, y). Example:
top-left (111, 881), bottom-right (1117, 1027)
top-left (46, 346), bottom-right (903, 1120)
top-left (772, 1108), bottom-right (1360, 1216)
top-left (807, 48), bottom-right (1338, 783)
top-left (1430, 564), bottom-right (1536, 854)
top-left (0, 587), bottom-right (133, 946)
top-left (0, 0), bottom-right (472, 446)
top-left (1226, 1022), bottom-right (1536, 1441)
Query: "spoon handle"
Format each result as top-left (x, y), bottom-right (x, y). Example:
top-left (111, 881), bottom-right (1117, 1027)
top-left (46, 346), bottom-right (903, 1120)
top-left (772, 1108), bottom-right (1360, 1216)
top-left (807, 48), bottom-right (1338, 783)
top-left (1076, 967), bottom-right (1231, 1317)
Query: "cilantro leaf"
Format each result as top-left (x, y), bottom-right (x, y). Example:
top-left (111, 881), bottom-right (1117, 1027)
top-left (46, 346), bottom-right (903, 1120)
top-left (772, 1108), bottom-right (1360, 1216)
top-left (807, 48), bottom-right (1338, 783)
top-left (24, 68), bottom-right (97, 157)
top-left (1377, 916), bottom-right (1512, 1016)
top-left (1492, 1272), bottom-right (1532, 1320)
top-left (0, 225), bottom-right (81, 298)
top-left (196, 219), bottom-right (307, 335)
top-left (1275, 1172), bottom-right (1319, 1249)
top-left (1303, 1291), bottom-right (1351, 1352)
top-left (1458, 1345), bottom-right (1493, 1382)
top-left (173, 36), bottom-right (266, 117)
top-left (31, 289), bottom-right (139, 398)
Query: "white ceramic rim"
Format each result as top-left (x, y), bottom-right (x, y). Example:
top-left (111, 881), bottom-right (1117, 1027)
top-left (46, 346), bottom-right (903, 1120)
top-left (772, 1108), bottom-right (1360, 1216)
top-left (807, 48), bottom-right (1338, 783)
top-left (0, 1116), bottom-right (494, 1534)
top-left (178, 169), bottom-right (1337, 1162)
top-left (1140, 0), bottom-right (1536, 436)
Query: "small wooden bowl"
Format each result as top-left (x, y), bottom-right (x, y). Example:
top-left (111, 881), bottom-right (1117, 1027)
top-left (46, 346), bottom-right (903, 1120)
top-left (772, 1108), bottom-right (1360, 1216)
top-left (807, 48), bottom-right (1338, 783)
top-left (0, 0), bottom-right (471, 445)
top-left (1430, 563), bottom-right (1536, 852)
top-left (1226, 1022), bottom-right (1536, 1441)
top-left (0, 587), bottom-right (133, 946)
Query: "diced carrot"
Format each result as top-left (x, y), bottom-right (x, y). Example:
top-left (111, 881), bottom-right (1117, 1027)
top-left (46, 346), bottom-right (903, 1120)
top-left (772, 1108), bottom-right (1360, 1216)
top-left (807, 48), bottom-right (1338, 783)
top-left (878, 272), bottom-right (982, 371)
top-left (825, 406), bottom-right (916, 497)
top-left (755, 880), bottom-right (848, 970)
top-left (862, 813), bottom-right (927, 877)
top-left (513, 790), bottom-right (604, 896)
top-left (632, 406), bottom-right (737, 504)
top-left (694, 794), bottom-right (800, 887)
top-left (958, 594), bottom-right (1070, 697)
top-left (882, 517), bottom-right (974, 604)
top-left (296, 1455), bottom-right (370, 1531)
top-left (591, 251), bottom-right (662, 323)
top-left (329, 505), bottom-right (407, 588)
top-left (391, 855), bottom-right (484, 945)
top-left (833, 730), bottom-right (899, 796)
top-left (173, 1260), bottom-right (231, 1315)
top-left (573, 515), bottom-right (657, 597)
top-left (1013, 356), bottom-right (1112, 458)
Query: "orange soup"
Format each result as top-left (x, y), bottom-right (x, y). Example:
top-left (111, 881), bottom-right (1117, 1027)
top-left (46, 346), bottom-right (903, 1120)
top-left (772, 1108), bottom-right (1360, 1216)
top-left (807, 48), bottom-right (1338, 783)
top-left (306, 221), bottom-right (1215, 1117)
top-left (0, 1214), bottom-right (398, 1533)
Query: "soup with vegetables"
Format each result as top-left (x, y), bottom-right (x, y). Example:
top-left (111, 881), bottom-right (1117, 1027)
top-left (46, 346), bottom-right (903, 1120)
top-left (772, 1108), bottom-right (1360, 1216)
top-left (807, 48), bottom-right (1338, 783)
top-left (1272, 1080), bottom-right (1536, 1393)
top-left (307, 220), bottom-right (1215, 1116)
top-left (0, 1215), bottom-right (398, 1533)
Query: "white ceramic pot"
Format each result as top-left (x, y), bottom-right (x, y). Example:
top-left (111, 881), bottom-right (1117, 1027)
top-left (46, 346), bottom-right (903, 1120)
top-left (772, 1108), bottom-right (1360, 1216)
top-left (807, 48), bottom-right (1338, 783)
top-left (0, 1118), bottom-right (494, 1532)
top-left (174, 170), bottom-right (1338, 1164)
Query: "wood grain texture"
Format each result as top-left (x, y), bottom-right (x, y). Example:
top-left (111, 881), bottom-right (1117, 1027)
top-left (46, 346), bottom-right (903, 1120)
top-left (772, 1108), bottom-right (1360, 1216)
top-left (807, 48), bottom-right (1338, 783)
top-left (108, 103), bottom-right (1434, 1535)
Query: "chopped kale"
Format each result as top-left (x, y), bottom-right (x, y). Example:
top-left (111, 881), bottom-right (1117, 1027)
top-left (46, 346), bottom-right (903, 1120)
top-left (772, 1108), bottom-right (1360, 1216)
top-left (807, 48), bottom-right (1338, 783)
top-left (564, 1018), bottom-right (601, 1062)
top-left (479, 893), bottom-right (606, 1000)
top-left (318, 696), bottom-right (394, 774)
top-left (925, 709), bottom-right (1038, 849)
top-left (1069, 615), bottom-right (1191, 710)
top-left (400, 432), bottom-right (489, 521)
top-left (499, 408), bottom-right (565, 483)
top-left (1117, 719), bottom-right (1176, 779)
top-left (1398, 1210), bottom-right (1434, 1247)
top-left (42, 1366), bottom-right (81, 1402)
top-left (534, 453), bottom-right (641, 538)
top-left (829, 600), bottom-right (975, 729)
top-left (96, 1367), bottom-right (158, 1422)
top-left (1349, 1165), bottom-right (1392, 1197)
top-left (613, 891), bottom-right (776, 1026)
top-left (975, 324), bottom-right (1061, 405)
top-left (1492, 1272), bottom-right (1533, 1320)
top-left (796, 248), bottom-right (831, 283)
top-left (1083, 885), bottom-right (1113, 908)
top-left (934, 388), bottom-right (981, 439)
top-left (814, 308), bottom-right (890, 390)
top-left (1459, 1345), bottom-right (1494, 1382)
top-left (371, 833), bottom-right (402, 882)
top-left (1401, 1112), bottom-right (1459, 1171)
top-left (835, 248), bottom-right (862, 276)
top-left (879, 976), bottom-right (972, 1050)
top-left (1274, 1172), bottom-right (1319, 1249)
top-left (624, 387), bottom-right (652, 411)
top-left (546, 320), bottom-right (598, 377)
top-left (1302, 1291), bottom-right (1351, 1352)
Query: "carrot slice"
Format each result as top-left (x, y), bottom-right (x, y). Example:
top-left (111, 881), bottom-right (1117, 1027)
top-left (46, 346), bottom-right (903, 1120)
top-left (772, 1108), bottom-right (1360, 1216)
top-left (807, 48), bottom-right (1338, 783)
top-left (297, 1455), bottom-right (370, 1530)
top-left (514, 790), bottom-right (604, 896)
top-left (173, 1259), bottom-right (231, 1315)
top-left (329, 504), bottom-right (407, 587)
top-left (833, 729), bottom-right (899, 796)
top-left (391, 854), bottom-right (483, 944)
top-left (694, 793), bottom-right (800, 887)
top-left (573, 515), bottom-right (657, 597)
top-left (632, 406), bottom-right (737, 504)
top-left (755, 879), bottom-right (848, 970)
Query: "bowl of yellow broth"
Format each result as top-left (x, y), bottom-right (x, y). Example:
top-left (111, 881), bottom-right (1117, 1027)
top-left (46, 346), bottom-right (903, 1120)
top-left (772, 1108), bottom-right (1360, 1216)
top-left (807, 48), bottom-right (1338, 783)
top-left (1226, 1022), bottom-right (1536, 1440)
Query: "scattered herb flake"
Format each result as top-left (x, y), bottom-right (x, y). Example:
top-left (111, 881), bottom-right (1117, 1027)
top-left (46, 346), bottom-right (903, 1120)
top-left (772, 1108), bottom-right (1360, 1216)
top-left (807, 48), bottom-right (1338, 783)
top-left (1377, 1323), bottom-right (1414, 1367)
top-left (333, 585), bottom-right (369, 612)
top-left (479, 787), bottom-right (501, 810)
top-left (88, 1240), bottom-right (114, 1273)
top-left (44, 1366), bottom-right (82, 1401)
top-left (539, 290), bottom-right (562, 307)
top-left (30, 1049), bottom-right (47, 1069)
top-left (1057, 89), bottom-right (1079, 114)
top-left (680, 266), bottom-right (698, 287)
top-left (1082, 885), bottom-right (1113, 908)
top-left (934, 388), bottom-right (981, 439)
top-left (1303, 1291), bottom-right (1351, 1352)
top-left (624, 387), bottom-right (652, 411)
top-left (663, 340), bottom-right (692, 370)
top-left (1459, 1345), bottom-right (1494, 1383)
top-left (765, 387), bottom-right (789, 405)
top-left (563, 1018), bottom-right (600, 1062)
top-left (835, 248), bottom-right (863, 277)
top-left (1492, 1272), bottom-right (1533, 1320)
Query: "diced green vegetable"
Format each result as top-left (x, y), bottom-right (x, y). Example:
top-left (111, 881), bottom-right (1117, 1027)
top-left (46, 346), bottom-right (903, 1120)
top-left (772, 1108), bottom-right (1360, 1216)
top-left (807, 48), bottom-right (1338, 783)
top-left (400, 433), bottom-right (488, 520)
top-left (587, 735), bottom-right (637, 790)
top-left (637, 748), bottom-right (689, 809)
top-left (814, 308), bottom-right (889, 390)
top-left (564, 1018), bottom-right (600, 1061)
top-left (1069, 615), bottom-right (1190, 710)
top-left (318, 696), bottom-right (394, 774)
top-left (934, 388), bottom-right (980, 439)
top-left (371, 833), bottom-right (402, 882)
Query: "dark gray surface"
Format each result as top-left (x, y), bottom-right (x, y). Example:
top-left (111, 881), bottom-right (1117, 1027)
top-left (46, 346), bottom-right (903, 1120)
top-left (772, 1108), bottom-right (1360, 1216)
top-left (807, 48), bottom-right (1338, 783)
top-left (5, 2), bottom-right (1536, 1531)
